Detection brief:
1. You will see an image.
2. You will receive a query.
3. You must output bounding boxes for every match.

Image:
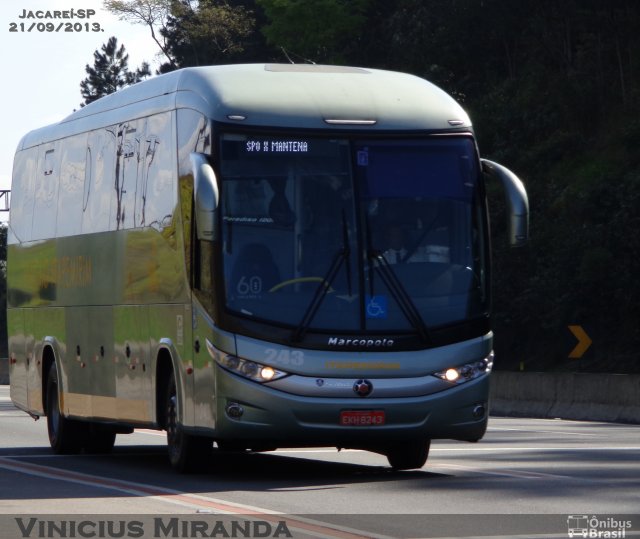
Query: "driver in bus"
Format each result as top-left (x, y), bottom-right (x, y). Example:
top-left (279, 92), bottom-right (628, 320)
top-left (382, 225), bottom-right (450, 265)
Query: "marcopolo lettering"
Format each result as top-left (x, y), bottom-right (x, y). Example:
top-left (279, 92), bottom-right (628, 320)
top-left (327, 337), bottom-right (395, 347)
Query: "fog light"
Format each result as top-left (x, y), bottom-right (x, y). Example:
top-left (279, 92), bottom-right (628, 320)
top-left (473, 404), bottom-right (486, 419)
top-left (226, 402), bottom-right (244, 419)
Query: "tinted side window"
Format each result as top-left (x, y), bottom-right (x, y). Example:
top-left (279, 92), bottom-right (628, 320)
top-left (9, 148), bottom-right (37, 242)
top-left (82, 128), bottom-right (115, 234)
top-left (177, 109), bottom-right (211, 281)
top-left (114, 120), bottom-right (141, 230)
top-left (32, 143), bottom-right (60, 241)
top-left (56, 133), bottom-right (87, 237)
top-left (138, 111), bottom-right (176, 230)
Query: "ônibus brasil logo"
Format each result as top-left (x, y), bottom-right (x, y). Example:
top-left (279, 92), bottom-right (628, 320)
top-left (567, 515), bottom-right (633, 538)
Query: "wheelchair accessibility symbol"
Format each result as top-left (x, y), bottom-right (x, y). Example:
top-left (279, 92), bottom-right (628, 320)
top-left (366, 295), bottom-right (388, 319)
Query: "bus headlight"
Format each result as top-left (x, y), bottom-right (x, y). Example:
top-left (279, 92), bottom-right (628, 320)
top-left (208, 340), bottom-right (288, 383)
top-left (434, 351), bottom-right (494, 384)
top-left (217, 354), bottom-right (288, 383)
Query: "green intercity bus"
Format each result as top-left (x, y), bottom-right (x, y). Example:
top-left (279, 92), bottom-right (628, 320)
top-left (7, 64), bottom-right (528, 471)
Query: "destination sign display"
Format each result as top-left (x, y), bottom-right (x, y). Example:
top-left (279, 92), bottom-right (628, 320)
top-left (245, 140), bottom-right (309, 153)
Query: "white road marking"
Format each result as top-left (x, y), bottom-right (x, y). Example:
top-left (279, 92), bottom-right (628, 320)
top-left (488, 426), bottom-right (600, 436)
top-left (0, 457), bottom-right (392, 539)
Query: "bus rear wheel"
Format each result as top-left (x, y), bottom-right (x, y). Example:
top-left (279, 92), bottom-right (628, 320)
top-left (385, 440), bottom-right (431, 470)
top-left (46, 363), bottom-right (84, 454)
top-left (165, 371), bottom-right (211, 472)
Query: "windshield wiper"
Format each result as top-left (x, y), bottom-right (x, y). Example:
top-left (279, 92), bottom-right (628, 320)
top-left (291, 211), bottom-right (351, 343)
top-left (368, 250), bottom-right (431, 344)
top-left (364, 216), bottom-right (430, 344)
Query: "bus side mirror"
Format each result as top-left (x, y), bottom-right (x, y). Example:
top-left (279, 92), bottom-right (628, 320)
top-left (191, 152), bottom-right (219, 241)
top-left (481, 159), bottom-right (529, 247)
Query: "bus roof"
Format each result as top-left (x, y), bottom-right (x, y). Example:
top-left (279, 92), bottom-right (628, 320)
top-left (18, 64), bottom-right (471, 149)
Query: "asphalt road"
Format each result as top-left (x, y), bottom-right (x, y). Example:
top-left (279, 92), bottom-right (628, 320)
top-left (1, 385), bottom-right (638, 538)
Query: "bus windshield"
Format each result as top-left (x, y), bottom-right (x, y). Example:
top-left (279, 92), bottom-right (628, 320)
top-left (219, 134), bottom-right (487, 337)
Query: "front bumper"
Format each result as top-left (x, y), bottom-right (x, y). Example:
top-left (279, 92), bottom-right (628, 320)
top-left (204, 366), bottom-right (490, 447)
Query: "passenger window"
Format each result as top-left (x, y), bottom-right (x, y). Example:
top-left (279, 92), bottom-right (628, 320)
top-left (32, 143), bottom-right (60, 241)
top-left (177, 109), bottom-right (211, 280)
top-left (56, 133), bottom-right (87, 237)
top-left (139, 112), bottom-right (176, 230)
top-left (115, 122), bottom-right (140, 230)
top-left (82, 128), bottom-right (115, 234)
top-left (8, 150), bottom-right (37, 241)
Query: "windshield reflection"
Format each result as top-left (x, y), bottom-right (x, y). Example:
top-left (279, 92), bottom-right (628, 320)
top-left (219, 135), bottom-right (487, 337)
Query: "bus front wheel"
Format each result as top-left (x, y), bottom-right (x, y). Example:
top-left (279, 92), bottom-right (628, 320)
top-left (385, 440), bottom-right (431, 470)
top-left (165, 371), bottom-right (211, 472)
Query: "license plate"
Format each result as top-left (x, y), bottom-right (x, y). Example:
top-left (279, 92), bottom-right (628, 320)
top-left (340, 410), bottom-right (385, 426)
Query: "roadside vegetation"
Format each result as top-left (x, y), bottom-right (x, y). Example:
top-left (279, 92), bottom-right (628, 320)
top-left (3, 1), bottom-right (638, 373)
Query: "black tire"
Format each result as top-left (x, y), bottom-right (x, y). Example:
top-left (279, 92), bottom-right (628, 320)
top-left (46, 363), bottom-right (85, 454)
top-left (385, 440), bottom-right (431, 470)
top-left (165, 371), bottom-right (211, 472)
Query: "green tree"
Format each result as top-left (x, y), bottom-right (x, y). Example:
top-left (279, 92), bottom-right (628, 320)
top-left (104, 0), bottom-right (177, 69)
top-left (101, 0), bottom-right (640, 372)
top-left (159, 0), bottom-right (258, 71)
top-left (80, 36), bottom-right (151, 106)
top-left (105, 0), bottom-right (262, 71)
top-left (256, 0), bottom-right (371, 64)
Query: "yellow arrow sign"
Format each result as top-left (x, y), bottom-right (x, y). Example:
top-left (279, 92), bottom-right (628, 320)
top-left (568, 325), bottom-right (592, 358)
